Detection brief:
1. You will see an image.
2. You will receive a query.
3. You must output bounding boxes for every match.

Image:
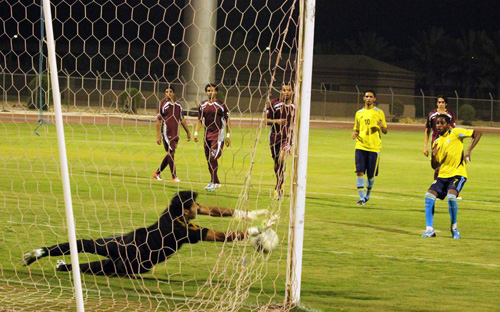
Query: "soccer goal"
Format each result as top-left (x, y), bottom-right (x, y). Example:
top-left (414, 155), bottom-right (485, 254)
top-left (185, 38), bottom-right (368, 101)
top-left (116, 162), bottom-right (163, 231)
top-left (0, 0), bottom-right (315, 310)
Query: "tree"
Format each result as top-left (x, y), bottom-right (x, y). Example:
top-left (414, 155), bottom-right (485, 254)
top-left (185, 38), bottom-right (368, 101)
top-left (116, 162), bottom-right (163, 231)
top-left (412, 28), bottom-right (455, 96)
top-left (482, 30), bottom-right (500, 100)
top-left (344, 32), bottom-right (396, 62)
top-left (450, 30), bottom-right (490, 98)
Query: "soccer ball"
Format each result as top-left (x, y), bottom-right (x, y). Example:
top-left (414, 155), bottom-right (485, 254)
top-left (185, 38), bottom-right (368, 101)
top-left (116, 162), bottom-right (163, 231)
top-left (249, 229), bottom-right (279, 253)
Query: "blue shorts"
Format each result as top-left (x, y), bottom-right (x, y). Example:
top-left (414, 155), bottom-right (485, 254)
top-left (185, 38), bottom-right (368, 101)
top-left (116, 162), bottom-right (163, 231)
top-left (429, 176), bottom-right (467, 200)
top-left (355, 149), bottom-right (380, 178)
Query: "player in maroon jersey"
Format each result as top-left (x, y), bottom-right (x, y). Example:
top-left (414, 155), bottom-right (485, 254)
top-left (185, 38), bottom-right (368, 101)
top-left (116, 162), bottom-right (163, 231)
top-left (423, 95), bottom-right (456, 179)
top-left (266, 84), bottom-right (295, 200)
top-left (153, 87), bottom-right (191, 182)
top-left (194, 83), bottom-right (231, 191)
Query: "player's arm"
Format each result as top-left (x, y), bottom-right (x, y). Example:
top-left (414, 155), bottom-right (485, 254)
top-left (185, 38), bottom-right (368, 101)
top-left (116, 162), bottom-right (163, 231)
top-left (197, 205), bottom-right (234, 217)
top-left (194, 120), bottom-right (202, 142)
top-left (379, 122), bottom-right (388, 134)
top-left (180, 118), bottom-right (191, 141)
top-left (377, 112), bottom-right (388, 134)
top-left (204, 229), bottom-right (245, 242)
top-left (267, 117), bottom-right (286, 125)
top-left (203, 214), bottom-right (278, 242)
top-left (266, 103), bottom-right (285, 125)
top-left (464, 130), bottom-right (482, 161)
top-left (198, 204), bottom-right (267, 220)
top-left (156, 119), bottom-right (162, 145)
top-left (352, 114), bottom-right (360, 140)
top-left (430, 144), bottom-right (442, 169)
top-left (423, 127), bottom-right (430, 157)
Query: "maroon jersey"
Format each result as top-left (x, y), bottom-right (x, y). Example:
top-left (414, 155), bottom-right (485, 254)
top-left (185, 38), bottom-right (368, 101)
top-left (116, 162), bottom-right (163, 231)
top-left (266, 98), bottom-right (296, 139)
top-left (197, 100), bottom-right (229, 141)
top-left (426, 109), bottom-right (456, 143)
top-left (157, 100), bottom-right (184, 140)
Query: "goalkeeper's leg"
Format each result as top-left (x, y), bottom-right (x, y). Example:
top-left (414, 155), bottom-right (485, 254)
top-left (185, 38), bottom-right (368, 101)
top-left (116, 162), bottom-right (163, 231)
top-left (56, 259), bottom-right (122, 276)
top-left (46, 238), bottom-right (114, 257)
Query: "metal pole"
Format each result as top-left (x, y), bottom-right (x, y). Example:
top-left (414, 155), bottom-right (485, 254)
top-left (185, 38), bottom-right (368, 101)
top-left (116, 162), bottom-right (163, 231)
top-left (454, 90), bottom-right (459, 120)
top-left (355, 85), bottom-right (360, 108)
top-left (42, 1), bottom-right (85, 311)
top-left (1, 68), bottom-right (5, 111)
top-left (64, 69), bottom-right (70, 110)
top-left (389, 87), bottom-right (394, 115)
top-left (286, 0), bottom-right (315, 305)
top-left (489, 92), bottom-right (493, 122)
top-left (420, 89), bottom-right (425, 119)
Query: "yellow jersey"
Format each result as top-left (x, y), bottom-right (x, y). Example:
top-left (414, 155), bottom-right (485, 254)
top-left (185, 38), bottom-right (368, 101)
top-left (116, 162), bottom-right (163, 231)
top-left (432, 128), bottom-right (474, 178)
top-left (354, 107), bottom-right (387, 152)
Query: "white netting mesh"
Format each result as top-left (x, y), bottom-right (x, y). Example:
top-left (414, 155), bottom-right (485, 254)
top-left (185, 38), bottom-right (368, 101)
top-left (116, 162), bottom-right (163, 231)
top-left (0, 0), bottom-right (300, 310)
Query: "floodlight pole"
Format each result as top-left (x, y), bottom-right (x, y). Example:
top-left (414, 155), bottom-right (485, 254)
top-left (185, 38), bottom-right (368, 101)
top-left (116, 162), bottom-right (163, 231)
top-left (286, 0), bottom-right (315, 306)
top-left (42, 1), bottom-right (85, 311)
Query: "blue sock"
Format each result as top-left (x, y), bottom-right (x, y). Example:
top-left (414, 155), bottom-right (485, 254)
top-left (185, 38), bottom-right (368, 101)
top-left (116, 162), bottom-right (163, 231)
top-left (365, 178), bottom-right (375, 199)
top-left (357, 177), bottom-right (364, 200)
top-left (447, 194), bottom-right (458, 226)
top-left (425, 192), bottom-right (437, 228)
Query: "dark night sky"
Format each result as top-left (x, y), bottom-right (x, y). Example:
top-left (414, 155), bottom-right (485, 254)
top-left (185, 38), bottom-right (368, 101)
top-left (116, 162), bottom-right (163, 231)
top-left (316, 0), bottom-right (500, 46)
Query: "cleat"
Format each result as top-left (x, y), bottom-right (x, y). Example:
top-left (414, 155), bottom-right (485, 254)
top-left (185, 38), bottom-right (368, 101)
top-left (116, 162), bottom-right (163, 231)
top-left (153, 173), bottom-right (162, 181)
top-left (457, 196), bottom-right (463, 200)
top-left (363, 197), bottom-right (369, 203)
top-left (56, 260), bottom-right (67, 271)
top-left (171, 177), bottom-right (181, 182)
top-left (421, 230), bottom-right (436, 238)
top-left (451, 228), bottom-right (461, 239)
top-left (22, 249), bottom-right (45, 266)
top-left (205, 182), bottom-right (215, 191)
top-left (356, 199), bottom-right (366, 206)
top-left (213, 183), bottom-right (222, 189)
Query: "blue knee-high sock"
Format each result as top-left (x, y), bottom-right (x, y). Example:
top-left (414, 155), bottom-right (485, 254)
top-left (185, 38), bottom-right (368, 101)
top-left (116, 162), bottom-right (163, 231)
top-left (425, 192), bottom-right (437, 228)
top-left (365, 178), bottom-right (375, 199)
top-left (357, 177), bottom-right (364, 200)
top-left (447, 194), bottom-right (458, 227)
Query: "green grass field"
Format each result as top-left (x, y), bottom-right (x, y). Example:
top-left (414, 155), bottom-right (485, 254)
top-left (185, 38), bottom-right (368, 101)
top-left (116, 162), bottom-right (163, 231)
top-left (1, 119), bottom-right (499, 311)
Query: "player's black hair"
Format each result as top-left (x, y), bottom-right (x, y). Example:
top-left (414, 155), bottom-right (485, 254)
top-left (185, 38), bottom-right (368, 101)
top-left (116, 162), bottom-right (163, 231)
top-left (164, 191), bottom-right (198, 219)
top-left (364, 89), bottom-right (377, 97)
top-left (437, 114), bottom-right (451, 124)
top-left (205, 83), bottom-right (218, 92)
top-left (281, 82), bottom-right (294, 91)
top-left (436, 95), bottom-right (448, 104)
top-left (165, 86), bottom-right (175, 93)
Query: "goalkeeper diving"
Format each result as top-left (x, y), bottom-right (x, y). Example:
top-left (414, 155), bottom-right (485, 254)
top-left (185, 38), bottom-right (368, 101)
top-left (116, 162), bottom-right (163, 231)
top-left (22, 191), bottom-right (275, 276)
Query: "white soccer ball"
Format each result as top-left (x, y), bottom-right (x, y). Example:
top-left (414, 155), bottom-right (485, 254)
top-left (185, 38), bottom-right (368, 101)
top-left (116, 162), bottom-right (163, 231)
top-left (250, 229), bottom-right (279, 253)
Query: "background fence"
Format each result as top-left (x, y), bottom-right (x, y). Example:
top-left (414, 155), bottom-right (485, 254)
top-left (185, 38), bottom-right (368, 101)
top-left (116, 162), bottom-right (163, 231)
top-left (2, 70), bottom-right (500, 121)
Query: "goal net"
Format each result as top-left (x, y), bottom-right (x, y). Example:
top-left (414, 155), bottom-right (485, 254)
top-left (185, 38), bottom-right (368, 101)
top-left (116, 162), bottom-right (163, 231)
top-left (0, 0), bottom-right (303, 311)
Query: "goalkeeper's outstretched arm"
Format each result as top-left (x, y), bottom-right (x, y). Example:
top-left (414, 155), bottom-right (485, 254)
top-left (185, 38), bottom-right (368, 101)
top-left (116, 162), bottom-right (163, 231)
top-left (197, 205), bottom-right (234, 217)
top-left (204, 229), bottom-right (245, 242)
top-left (197, 204), bottom-right (267, 220)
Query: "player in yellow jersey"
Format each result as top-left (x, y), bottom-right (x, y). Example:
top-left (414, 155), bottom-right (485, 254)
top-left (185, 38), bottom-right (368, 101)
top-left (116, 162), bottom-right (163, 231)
top-left (352, 90), bottom-right (388, 205)
top-left (421, 115), bottom-right (482, 239)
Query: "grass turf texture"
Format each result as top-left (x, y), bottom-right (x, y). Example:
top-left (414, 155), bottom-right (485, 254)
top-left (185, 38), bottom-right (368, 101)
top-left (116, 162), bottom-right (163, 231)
top-left (1, 121), bottom-right (500, 311)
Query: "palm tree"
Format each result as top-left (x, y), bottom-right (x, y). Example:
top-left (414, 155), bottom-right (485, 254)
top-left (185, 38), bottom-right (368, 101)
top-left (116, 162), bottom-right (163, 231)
top-left (345, 32), bottom-right (396, 62)
top-left (482, 30), bottom-right (500, 100)
top-left (450, 30), bottom-right (490, 98)
top-left (412, 28), bottom-right (455, 96)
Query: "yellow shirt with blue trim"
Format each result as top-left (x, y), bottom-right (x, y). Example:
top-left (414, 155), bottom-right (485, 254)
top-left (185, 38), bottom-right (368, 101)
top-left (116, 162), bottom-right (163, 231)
top-left (432, 128), bottom-right (474, 178)
top-left (354, 107), bottom-right (387, 152)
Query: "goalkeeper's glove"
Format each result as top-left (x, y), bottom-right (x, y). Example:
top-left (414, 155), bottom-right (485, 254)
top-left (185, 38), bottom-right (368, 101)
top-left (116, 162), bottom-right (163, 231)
top-left (234, 209), bottom-right (268, 221)
top-left (247, 214), bottom-right (279, 236)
